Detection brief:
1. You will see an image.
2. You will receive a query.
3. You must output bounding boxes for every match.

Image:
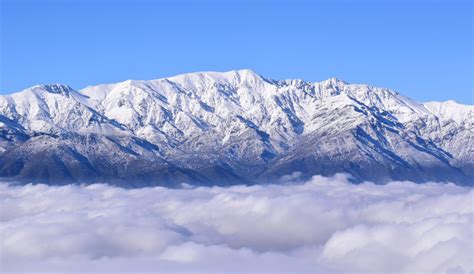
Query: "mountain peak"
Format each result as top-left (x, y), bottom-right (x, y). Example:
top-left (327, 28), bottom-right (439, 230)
top-left (171, 69), bottom-right (263, 80)
top-left (227, 68), bottom-right (262, 77)
top-left (424, 100), bottom-right (474, 125)
top-left (27, 84), bottom-right (76, 96)
top-left (321, 77), bottom-right (348, 86)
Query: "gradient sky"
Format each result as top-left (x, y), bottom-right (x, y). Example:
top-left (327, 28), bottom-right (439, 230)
top-left (1, 0), bottom-right (472, 104)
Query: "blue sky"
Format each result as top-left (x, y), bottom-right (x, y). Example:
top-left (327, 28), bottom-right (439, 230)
top-left (1, 0), bottom-right (472, 103)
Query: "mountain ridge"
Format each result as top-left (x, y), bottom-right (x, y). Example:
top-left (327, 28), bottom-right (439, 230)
top-left (1, 70), bottom-right (472, 186)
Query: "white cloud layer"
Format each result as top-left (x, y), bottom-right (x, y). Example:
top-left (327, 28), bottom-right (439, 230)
top-left (1, 174), bottom-right (473, 273)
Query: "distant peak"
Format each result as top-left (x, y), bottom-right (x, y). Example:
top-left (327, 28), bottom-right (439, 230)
top-left (36, 84), bottom-right (75, 95)
top-left (163, 69), bottom-right (267, 88)
top-left (224, 69), bottom-right (266, 81)
top-left (441, 99), bottom-right (464, 105)
top-left (231, 68), bottom-right (261, 76)
top-left (322, 77), bottom-right (348, 85)
top-left (192, 69), bottom-right (263, 80)
top-left (424, 100), bottom-right (473, 109)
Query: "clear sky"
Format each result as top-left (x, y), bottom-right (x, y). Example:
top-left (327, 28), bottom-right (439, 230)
top-left (1, 0), bottom-right (472, 104)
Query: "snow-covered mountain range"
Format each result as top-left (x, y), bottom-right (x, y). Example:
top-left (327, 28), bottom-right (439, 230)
top-left (1, 70), bottom-right (472, 186)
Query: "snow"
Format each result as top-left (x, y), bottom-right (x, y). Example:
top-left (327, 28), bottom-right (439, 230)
top-left (0, 69), bottom-right (472, 184)
top-left (424, 100), bottom-right (474, 126)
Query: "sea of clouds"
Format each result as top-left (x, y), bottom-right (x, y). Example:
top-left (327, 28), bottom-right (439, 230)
top-left (1, 174), bottom-right (473, 273)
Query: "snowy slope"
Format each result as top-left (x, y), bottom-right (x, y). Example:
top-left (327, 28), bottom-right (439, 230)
top-left (424, 100), bottom-right (474, 126)
top-left (0, 70), bottom-right (472, 186)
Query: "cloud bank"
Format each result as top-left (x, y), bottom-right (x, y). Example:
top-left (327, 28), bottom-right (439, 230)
top-left (1, 174), bottom-right (473, 273)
